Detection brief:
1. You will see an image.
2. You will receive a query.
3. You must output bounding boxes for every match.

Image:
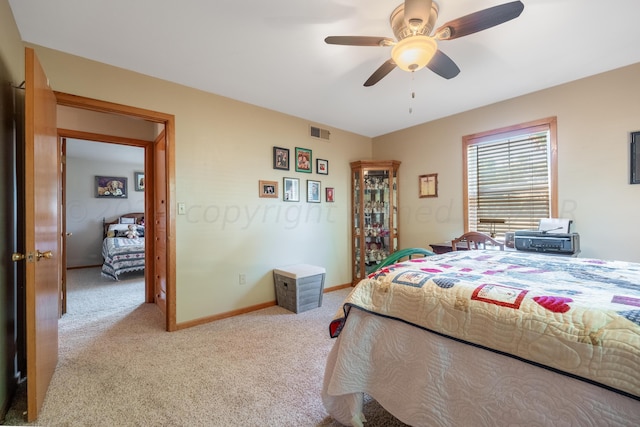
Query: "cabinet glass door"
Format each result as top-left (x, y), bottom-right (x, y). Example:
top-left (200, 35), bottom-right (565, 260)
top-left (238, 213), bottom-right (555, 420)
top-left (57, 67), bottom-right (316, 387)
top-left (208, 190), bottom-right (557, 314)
top-left (391, 167), bottom-right (398, 253)
top-left (351, 160), bottom-right (400, 284)
top-left (363, 169), bottom-right (391, 271)
top-left (353, 169), bottom-right (361, 279)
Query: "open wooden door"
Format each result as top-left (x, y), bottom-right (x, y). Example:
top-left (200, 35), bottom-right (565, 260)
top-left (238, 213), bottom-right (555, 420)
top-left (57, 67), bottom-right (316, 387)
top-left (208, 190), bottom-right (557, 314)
top-left (24, 47), bottom-right (60, 422)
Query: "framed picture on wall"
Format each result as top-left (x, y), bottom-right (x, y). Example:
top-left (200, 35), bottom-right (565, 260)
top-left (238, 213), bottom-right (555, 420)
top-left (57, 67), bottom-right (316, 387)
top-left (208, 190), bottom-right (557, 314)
top-left (418, 173), bottom-right (438, 198)
top-left (259, 180), bottom-right (278, 198)
top-left (326, 187), bottom-right (335, 202)
top-left (273, 146), bottom-right (290, 170)
top-left (631, 131), bottom-right (640, 184)
top-left (95, 176), bottom-right (128, 198)
top-left (307, 180), bottom-right (321, 203)
top-left (316, 159), bottom-right (328, 175)
top-left (134, 172), bottom-right (145, 191)
top-left (295, 147), bottom-right (312, 173)
top-left (283, 177), bottom-right (299, 201)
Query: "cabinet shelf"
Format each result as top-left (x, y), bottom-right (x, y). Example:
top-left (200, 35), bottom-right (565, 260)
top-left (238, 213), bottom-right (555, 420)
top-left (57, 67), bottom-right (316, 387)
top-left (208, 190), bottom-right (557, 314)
top-left (351, 160), bottom-right (400, 284)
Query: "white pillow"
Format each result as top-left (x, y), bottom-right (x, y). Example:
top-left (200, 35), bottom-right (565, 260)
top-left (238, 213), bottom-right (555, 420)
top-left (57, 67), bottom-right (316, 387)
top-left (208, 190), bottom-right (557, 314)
top-left (108, 224), bottom-right (131, 232)
top-left (119, 217), bottom-right (136, 224)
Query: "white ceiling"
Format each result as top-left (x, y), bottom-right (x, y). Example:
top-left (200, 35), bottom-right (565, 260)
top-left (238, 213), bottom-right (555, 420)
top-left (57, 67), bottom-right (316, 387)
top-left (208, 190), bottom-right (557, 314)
top-left (8, 0), bottom-right (640, 138)
top-left (66, 139), bottom-right (143, 164)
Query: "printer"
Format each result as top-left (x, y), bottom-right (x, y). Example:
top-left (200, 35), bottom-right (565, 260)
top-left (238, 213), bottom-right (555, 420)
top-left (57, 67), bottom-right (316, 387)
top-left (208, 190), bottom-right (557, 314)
top-left (514, 218), bottom-right (580, 256)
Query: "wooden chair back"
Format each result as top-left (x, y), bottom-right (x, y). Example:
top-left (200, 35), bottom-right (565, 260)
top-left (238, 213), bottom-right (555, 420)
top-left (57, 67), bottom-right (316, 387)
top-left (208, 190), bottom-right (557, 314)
top-left (451, 231), bottom-right (505, 251)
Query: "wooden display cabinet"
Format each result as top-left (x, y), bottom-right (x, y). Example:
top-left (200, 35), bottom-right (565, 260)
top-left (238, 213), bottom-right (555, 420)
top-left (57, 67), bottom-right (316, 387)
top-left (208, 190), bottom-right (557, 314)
top-left (350, 160), bottom-right (401, 285)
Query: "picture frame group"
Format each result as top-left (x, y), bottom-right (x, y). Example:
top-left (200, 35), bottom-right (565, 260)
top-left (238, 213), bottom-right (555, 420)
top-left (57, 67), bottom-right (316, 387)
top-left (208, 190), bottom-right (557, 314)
top-left (262, 176), bottom-right (333, 203)
top-left (271, 145), bottom-right (332, 202)
top-left (272, 146), bottom-right (329, 176)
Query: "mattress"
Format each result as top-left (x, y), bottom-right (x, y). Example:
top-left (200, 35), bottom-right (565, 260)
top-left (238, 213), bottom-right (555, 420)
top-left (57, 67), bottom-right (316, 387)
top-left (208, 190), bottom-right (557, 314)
top-left (323, 308), bottom-right (640, 426)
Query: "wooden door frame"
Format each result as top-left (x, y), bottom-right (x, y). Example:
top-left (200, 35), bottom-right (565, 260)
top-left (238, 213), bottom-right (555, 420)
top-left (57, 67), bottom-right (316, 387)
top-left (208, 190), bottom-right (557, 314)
top-left (58, 130), bottom-right (156, 305)
top-left (55, 92), bottom-right (176, 331)
top-left (60, 138), bottom-right (67, 315)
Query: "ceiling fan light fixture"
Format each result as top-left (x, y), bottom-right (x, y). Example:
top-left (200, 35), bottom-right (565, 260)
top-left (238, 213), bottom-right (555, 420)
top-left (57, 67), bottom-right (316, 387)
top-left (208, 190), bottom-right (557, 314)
top-left (391, 35), bottom-right (437, 72)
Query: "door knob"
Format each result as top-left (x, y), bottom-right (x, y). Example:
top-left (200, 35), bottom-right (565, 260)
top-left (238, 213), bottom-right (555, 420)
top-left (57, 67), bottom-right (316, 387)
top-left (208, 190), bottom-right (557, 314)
top-left (36, 250), bottom-right (53, 260)
top-left (12, 253), bottom-right (25, 262)
top-left (66, 232), bottom-right (73, 236)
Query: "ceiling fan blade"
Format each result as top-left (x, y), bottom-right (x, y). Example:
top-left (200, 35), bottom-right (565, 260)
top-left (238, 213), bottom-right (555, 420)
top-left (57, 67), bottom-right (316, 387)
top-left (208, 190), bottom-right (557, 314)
top-left (404, 0), bottom-right (432, 32)
top-left (364, 60), bottom-right (397, 87)
top-left (435, 1), bottom-right (524, 41)
top-left (427, 50), bottom-right (460, 79)
top-left (324, 36), bottom-right (394, 47)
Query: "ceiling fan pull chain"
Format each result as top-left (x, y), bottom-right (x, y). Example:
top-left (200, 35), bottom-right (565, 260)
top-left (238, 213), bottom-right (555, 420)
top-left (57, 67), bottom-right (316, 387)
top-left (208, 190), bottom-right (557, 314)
top-left (409, 73), bottom-right (416, 114)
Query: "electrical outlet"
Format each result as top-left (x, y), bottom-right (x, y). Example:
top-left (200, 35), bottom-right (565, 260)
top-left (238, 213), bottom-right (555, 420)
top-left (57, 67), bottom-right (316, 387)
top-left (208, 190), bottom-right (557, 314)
top-left (239, 274), bottom-right (246, 285)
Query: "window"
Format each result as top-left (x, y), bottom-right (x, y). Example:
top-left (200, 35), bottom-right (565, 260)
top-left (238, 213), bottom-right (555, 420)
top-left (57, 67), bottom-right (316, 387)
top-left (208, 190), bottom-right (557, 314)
top-left (463, 117), bottom-right (557, 238)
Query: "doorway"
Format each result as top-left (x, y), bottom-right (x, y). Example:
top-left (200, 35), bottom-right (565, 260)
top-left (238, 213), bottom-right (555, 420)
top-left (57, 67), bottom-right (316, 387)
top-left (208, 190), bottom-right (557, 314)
top-left (16, 48), bottom-right (175, 422)
top-left (64, 137), bottom-right (146, 313)
top-left (55, 92), bottom-right (176, 332)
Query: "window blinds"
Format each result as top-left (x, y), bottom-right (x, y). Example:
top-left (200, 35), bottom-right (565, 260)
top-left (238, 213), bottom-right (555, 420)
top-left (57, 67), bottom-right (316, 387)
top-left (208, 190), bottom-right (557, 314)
top-left (467, 129), bottom-right (551, 236)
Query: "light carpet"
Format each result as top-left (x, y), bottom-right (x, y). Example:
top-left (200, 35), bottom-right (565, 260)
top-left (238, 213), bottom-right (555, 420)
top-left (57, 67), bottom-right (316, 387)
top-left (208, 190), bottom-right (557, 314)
top-left (3, 268), bottom-right (407, 426)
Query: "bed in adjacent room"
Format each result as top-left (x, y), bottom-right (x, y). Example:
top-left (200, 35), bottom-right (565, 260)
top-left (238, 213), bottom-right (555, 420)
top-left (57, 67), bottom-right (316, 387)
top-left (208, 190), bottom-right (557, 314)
top-left (101, 213), bottom-right (145, 280)
top-left (322, 250), bottom-right (640, 426)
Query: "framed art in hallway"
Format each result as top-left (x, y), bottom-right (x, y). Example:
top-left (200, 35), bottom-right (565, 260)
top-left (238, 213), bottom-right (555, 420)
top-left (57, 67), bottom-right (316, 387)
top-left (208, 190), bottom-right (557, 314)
top-left (134, 172), bottom-right (144, 191)
top-left (95, 176), bottom-right (128, 198)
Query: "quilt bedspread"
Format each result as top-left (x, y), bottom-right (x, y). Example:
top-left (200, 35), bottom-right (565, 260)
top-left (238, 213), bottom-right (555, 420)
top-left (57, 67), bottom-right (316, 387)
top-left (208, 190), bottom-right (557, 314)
top-left (101, 237), bottom-right (145, 280)
top-left (329, 250), bottom-right (640, 398)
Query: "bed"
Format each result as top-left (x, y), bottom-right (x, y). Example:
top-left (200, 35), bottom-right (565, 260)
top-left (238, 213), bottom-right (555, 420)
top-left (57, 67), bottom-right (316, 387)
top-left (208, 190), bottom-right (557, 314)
top-left (101, 213), bottom-right (146, 280)
top-left (322, 250), bottom-right (640, 426)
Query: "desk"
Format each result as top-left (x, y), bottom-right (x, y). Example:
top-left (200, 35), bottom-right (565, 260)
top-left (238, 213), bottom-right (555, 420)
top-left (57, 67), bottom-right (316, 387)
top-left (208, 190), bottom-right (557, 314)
top-left (429, 241), bottom-right (509, 254)
top-left (429, 242), bottom-right (579, 257)
top-left (430, 241), bottom-right (462, 254)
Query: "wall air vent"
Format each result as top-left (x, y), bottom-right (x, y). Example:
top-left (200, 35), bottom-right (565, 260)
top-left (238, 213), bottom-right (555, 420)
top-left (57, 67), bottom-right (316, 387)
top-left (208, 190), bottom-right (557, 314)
top-left (310, 125), bottom-right (330, 141)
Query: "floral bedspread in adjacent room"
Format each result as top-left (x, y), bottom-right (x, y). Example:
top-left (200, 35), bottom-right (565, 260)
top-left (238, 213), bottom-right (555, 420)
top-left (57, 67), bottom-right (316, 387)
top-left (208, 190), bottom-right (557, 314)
top-left (330, 250), bottom-right (640, 398)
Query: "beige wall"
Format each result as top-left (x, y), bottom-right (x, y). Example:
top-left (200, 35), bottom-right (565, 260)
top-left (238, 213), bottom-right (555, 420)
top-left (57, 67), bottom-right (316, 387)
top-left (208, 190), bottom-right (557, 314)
top-left (24, 45), bottom-right (371, 324)
top-left (0, 0), bottom-right (22, 81)
top-left (373, 63), bottom-right (640, 262)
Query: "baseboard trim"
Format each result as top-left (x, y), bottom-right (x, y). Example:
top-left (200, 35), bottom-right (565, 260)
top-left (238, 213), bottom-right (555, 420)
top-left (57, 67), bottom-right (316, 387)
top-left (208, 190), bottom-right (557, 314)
top-left (67, 265), bottom-right (102, 270)
top-left (325, 283), bottom-right (352, 292)
top-left (175, 282), bottom-right (352, 331)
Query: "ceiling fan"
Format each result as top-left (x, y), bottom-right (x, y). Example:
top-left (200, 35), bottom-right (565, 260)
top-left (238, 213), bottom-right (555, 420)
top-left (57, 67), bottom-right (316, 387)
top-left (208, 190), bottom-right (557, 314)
top-left (325, 0), bottom-right (524, 86)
